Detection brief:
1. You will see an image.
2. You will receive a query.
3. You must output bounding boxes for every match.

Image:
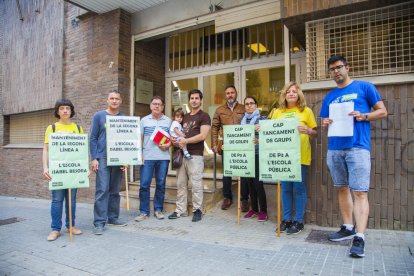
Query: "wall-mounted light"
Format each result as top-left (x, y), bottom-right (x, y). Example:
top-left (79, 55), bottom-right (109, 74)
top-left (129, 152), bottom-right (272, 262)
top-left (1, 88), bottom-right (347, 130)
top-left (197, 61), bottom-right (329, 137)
top-left (247, 43), bottom-right (267, 54)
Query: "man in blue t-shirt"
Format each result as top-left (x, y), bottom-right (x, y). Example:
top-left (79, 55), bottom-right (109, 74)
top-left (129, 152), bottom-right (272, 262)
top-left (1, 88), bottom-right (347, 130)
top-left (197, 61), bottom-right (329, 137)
top-left (90, 91), bottom-right (128, 235)
top-left (320, 55), bottom-right (387, 258)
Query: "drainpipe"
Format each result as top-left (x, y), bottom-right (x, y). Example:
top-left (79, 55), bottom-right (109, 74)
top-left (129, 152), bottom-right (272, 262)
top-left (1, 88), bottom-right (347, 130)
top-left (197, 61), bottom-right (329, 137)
top-left (129, 35), bottom-right (135, 182)
top-left (284, 25), bottom-right (291, 83)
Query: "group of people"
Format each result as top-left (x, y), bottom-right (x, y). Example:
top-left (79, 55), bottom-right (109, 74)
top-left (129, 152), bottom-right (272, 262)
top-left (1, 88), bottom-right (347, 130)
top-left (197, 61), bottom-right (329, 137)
top-left (42, 55), bottom-right (387, 258)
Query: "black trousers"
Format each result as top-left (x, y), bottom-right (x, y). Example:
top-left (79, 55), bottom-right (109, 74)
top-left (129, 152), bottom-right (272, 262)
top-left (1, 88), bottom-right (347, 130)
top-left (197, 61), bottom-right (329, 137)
top-left (240, 154), bottom-right (267, 212)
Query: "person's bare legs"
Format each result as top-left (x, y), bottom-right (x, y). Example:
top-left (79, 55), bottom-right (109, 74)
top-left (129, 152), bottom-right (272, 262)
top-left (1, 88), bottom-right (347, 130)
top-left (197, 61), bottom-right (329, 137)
top-left (338, 186), bottom-right (353, 225)
top-left (352, 191), bottom-right (369, 234)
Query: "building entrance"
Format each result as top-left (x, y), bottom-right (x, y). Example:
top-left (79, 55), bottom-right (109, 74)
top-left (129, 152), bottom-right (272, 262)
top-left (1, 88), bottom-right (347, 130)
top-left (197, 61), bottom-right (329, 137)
top-left (166, 59), bottom-right (300, 177)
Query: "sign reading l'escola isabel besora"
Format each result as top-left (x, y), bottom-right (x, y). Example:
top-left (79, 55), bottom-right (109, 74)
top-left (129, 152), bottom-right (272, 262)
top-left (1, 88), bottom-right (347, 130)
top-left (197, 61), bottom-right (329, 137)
top-left (223, 124), bottom-right (255, 178)
top-left (48, 133), bottom-right (89, 190)
top-left (259, 118), bottom-right (301, 182)
top-left (106, 116), bottom-right (142, 166)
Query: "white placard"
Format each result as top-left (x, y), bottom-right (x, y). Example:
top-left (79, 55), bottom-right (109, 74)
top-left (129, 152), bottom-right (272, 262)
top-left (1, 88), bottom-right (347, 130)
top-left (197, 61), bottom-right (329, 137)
top-left (106, 116), bottom-right (142, 166)
top-left (328, 102), bottom-right (354, 137)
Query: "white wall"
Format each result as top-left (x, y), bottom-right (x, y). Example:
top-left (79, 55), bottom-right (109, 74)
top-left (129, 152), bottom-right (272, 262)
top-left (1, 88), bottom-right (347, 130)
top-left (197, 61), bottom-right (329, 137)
top-left (131, 0), bottom-right (259, 35)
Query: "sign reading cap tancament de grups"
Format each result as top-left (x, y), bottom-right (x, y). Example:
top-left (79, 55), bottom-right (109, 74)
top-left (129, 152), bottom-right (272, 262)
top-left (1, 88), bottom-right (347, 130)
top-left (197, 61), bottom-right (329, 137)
top-left (259, 118), bottom-right (301, 182)
top-left (106, 116), bottom-right (142, 166)
top-left (48, 133), bottom-right (89, 190)
top-left (223, 124), bottom-right (255, 178)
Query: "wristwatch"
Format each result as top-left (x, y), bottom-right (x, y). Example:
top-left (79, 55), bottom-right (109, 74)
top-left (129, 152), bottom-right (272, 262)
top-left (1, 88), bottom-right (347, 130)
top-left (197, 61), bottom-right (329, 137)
top-left (363, 113), bottom-right (369, 121)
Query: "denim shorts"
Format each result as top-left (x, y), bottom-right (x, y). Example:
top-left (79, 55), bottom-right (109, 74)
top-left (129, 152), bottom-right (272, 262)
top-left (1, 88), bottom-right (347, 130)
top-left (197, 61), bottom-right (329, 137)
top-left (327, 148), bottom-right (371, 192)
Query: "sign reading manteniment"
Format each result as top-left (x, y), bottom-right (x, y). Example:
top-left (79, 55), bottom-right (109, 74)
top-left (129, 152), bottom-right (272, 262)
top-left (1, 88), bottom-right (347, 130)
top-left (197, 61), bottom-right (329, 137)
top-left (106, 116), bottom-right (142, 166)
top-left (259, 118), bottom-right (301, 182)
top-left (48, 133), bottom-right (89, 190)
top-left (223, 124), bottom-right (255, 178)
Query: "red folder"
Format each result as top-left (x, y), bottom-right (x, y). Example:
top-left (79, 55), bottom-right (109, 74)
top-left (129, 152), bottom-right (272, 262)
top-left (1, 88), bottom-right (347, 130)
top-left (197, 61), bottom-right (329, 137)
top-left (150, 128), bottom-right (171, 145)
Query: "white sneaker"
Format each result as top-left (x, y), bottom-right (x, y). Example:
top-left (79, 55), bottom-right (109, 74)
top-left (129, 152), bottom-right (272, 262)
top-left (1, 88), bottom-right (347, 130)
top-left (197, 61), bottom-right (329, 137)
top-left (134, 213), bottom-right (148, 222)
top-left (154, 211), bottom-right (165, 220)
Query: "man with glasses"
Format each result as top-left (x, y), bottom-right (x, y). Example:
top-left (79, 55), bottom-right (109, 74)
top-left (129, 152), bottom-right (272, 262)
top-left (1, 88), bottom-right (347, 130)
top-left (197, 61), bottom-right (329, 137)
top-left (135, 96), bottom-right (171, 222)
top-left (320, 55), bottom-right (387, 258)
top-left (168, 90), bottom-right (211, 222)
top-left (212, 85), bottom-right (246, 211)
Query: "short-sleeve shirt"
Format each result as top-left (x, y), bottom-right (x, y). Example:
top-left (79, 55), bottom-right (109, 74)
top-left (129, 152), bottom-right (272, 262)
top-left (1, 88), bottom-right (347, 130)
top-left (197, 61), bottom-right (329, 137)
top-left (182, 110), bottom-right (211, 156)
top-left (44, 122), bottom-right (84, 144)
top-left (319, 80), bottom-right (382, 150)
top-left (271, 106), bottom-right (317, 165)
top-left (169, 121), bottom-right (182, 138)
top-left (141, 114), bottom-right (172, 161)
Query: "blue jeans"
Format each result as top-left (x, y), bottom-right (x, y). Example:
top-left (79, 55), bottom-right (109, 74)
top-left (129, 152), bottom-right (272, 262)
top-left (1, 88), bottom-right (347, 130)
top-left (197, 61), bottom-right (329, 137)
top-left (93, 158), bottom-right (122, 227)
top-left (51, 189), bottom-right (77, 231)
top-left (139, 160), bottom-right (170, 214)
top-left (281, 165), bottom-right (308, 223)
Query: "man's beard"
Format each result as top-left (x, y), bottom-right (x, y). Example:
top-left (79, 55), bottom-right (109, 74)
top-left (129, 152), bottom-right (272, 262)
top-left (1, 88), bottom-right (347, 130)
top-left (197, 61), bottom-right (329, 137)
top-left (227, 98), bottom-right (235, 104)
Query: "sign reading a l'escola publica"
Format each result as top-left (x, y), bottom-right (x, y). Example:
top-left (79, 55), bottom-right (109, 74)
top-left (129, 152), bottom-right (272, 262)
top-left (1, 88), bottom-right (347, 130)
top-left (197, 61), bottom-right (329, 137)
top-left (48, 133), bottom-right (90, 190)
top-left (259, 118), bottom-right (301, 182)
top-left (223, 124), bottom-right (255, 178)
top-left (106, 116), bottom-right (142, 166)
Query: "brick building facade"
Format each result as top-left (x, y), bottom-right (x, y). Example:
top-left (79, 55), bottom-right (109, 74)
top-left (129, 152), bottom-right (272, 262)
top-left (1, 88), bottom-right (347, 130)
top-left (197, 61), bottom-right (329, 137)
top-left (0, 0), bottom-right (413, 230)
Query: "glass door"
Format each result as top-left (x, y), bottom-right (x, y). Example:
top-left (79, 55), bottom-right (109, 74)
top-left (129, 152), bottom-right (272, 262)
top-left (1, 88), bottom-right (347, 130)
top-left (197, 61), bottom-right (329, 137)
top-left (241, 62), bottom-right (297, 117)
top-left (166, 68), bottom-right (239, 176)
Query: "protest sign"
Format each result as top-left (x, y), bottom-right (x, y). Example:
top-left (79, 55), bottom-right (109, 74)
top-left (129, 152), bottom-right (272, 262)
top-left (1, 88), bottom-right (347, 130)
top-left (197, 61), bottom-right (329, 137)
top-left (48, 133), bottom-right (89, 190)
top-left (223, 124), bottom-right (255, 178)
top-left (106, 116), bottom-right (142, 166)
top-left (259, 118), bottom-right (301, 182)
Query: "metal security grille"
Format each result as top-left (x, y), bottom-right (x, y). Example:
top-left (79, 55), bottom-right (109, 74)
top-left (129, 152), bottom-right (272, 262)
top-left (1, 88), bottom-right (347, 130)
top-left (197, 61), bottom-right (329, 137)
top-left (9, 110), bottom-right (55, 144)
top-left (167, 20), bottom-right (302, 72)
top-left (306, 2), bottom-right (414, 81)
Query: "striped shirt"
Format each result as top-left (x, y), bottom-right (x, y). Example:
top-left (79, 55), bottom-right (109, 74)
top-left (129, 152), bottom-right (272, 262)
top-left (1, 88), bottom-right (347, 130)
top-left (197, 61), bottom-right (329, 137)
top-left (140, 114), bottom-right (172, 161)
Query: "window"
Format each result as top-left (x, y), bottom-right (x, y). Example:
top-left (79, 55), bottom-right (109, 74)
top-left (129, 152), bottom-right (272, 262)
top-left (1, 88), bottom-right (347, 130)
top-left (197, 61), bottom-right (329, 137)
top-left (9, 110), bottom-right (55, 144)
top-left (168, 20), bottom-right (303, 72)
top-left (306, 2), bottom-right (414, 81)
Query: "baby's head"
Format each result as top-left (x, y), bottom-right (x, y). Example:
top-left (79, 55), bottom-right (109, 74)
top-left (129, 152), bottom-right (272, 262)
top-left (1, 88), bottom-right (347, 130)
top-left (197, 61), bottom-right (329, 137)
top-left (173, 108), bottom-right (184, 123)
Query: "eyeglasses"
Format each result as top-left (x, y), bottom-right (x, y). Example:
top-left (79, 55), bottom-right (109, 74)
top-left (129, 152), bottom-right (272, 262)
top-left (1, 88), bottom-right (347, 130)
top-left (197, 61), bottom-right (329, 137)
top-left (328, 65), bottom-right (346, 73)
top-left (245, 102), bottom-right (256, 106)
top-left (151, 102), bottom-right (163, 106)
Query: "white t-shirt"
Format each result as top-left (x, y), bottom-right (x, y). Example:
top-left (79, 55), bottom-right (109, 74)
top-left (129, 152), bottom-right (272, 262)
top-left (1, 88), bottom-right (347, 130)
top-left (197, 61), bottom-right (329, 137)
top-left (169, 121), bottom-right (182, 138)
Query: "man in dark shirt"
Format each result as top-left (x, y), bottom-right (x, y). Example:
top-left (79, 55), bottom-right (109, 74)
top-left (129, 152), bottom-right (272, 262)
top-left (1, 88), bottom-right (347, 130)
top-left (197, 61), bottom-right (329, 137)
top-left (168, 89), bottom-right (211, 222)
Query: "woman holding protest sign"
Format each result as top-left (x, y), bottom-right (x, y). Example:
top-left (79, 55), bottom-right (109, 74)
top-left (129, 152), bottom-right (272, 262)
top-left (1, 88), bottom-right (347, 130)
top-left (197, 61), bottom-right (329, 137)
top-left (241, 96), bottom-right (268, 222)
top-left (42, 99), bottom-right (84, 241)
top-left (270, 82), bottom-right (317, 234)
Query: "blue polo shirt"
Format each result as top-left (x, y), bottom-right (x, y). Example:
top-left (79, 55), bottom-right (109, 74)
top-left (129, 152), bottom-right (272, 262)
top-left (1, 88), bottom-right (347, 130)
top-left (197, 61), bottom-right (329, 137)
top-left (320, 80), bottom-right (382, 151)
top-left (141, 114), bottom-right (172, 161)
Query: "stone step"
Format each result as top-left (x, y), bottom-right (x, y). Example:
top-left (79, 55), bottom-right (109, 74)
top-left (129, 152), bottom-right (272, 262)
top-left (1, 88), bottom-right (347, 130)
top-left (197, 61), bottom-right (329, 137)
top-left (120, 176), bottom-right (226, 213)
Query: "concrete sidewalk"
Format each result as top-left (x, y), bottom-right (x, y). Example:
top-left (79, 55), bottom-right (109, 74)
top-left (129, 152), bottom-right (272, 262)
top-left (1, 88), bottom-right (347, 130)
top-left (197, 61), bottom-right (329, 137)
top-left (0, 196), bottom-right (413, 275)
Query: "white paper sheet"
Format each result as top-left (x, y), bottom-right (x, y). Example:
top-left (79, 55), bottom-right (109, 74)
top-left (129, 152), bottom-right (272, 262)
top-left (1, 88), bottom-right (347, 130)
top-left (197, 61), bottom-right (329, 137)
top-left (328, 102), bottom-right (354, 137)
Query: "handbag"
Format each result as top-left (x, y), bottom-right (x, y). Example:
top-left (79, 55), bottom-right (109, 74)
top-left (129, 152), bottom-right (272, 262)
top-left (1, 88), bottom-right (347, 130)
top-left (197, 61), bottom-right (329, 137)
top-left (172, 147), bottom-right (184, 169)
top-left (217, 128), bottom-right (224, 155)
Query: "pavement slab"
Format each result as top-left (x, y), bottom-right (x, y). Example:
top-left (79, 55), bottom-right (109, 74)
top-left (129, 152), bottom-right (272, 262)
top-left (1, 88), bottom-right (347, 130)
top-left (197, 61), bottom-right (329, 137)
top-left (0, 196), bottom-right (413, 275)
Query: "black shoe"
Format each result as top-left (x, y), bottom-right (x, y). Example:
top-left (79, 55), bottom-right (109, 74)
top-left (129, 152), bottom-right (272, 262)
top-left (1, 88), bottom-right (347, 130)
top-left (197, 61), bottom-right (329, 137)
top-left (168, 212), bottom-right (179, 219)
top-left (349, 236), bottom-right (365, 258)
top-left (287, 221), bottom-right (304, 234)
top-left (192, 209), bottom-right (202, 222)
top-left (107, 219), bottom-right (127, 227)
top-left (328, 225), bottom-right (356, 241)
top-left (276, 220), bottom-right (292, 232)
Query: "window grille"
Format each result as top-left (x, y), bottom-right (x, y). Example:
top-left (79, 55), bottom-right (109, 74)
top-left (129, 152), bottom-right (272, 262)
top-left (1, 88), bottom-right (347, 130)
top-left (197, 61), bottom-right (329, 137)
top-left (9, 110), bottom-right (55, 144)
top-left (306, 2), bottom-right (414, 81)
top-left (167, 20), bottom-right (303, 72)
